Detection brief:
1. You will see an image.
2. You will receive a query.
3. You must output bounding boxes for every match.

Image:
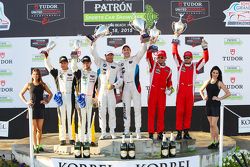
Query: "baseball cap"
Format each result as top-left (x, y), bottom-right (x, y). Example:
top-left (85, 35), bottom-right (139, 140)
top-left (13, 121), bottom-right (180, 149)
top-left (122, 44), bottom-right (130, 50)
top-left (183, 51), bottom-right (193, 58)
top-left (105, 50), bottom-right (114, 56)
top-left (59, 56), bottom-right (68, 63)
top-left (81, 55), bottom-right (91, 62)
top-left (157, 50), bottom-right (167, 58)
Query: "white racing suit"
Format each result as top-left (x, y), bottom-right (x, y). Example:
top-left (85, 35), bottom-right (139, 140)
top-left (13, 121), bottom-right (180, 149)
top-left (71, 58), bottom-right (97, 142)
top-left (44, 58), bottom-right (76, 141)
top-left (118, 43), bottom-right (147, 134)
top-left (90, 43), bottom-right (123, 136)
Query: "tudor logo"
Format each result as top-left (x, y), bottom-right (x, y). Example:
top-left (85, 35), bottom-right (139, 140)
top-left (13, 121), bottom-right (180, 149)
top-left (230, 77), bottom-right (236, 84)
top-left (0, 52), bottom-right (5, 59)
top-left (230, 48), bottom-right (236, 56)
top-left (0, 80), bottom-right (5, 87)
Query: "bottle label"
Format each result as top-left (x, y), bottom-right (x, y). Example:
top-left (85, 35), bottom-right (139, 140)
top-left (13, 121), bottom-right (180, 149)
top-left (170, 148), bottom-right (176, 155)
top-left (74, 150), bottom-right (81, 156)
top-left (83, 150), bottom-right (90, 156)
top-left (161, 149), bottom-right (169, 156)
top-left (120, 151), bottom-right (127, 158)
top-left (128, 150), bottom-right (135, 157)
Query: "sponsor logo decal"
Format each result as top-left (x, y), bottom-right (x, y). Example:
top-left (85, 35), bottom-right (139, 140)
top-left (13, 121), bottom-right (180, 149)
top-left (27, 3), bottom-right (65, 25)
top-left (223, 1), bottom-right (250, 27)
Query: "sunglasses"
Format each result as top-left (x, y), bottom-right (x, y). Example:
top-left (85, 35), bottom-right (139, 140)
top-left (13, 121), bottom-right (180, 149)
top-left (158, 56), bottom-right (165, 59)
top-left (184, 57), bottom-right (191, 60)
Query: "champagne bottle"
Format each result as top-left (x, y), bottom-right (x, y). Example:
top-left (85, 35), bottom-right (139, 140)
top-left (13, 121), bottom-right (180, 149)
top-left (161, 132), bottom-right (169, 158)
top-left (120, 133), bottom-right (128, 159)
top-left (74, 134), bottom-right (82, 158)
top-left (169, 132), bottom-right (176, 157)
top-left (82, 136), bottom-right (90, 158)
top-left (127, 133), bottom-right (135, 159)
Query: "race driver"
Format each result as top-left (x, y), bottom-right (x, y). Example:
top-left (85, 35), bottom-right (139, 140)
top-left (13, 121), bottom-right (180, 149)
top-left (146, 47), bottom-right (174, 140)
top-left (90, 41), bottom-right (123, 140)
top-left (43, 51), bottom-right (76, 145)
top-left (119, 36), bottom-right (147, 139)
top-left (172, 36), bottom-right (209, 140)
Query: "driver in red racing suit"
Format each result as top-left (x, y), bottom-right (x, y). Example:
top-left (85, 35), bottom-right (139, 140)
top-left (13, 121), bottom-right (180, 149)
top-left (172, 37), bottom-right (209, 140)
top-left (146, 48), bottom-right (174, 140)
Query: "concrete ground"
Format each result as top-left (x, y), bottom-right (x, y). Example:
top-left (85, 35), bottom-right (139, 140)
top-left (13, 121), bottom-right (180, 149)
top-left (0, 132), bottom-right (249, 160)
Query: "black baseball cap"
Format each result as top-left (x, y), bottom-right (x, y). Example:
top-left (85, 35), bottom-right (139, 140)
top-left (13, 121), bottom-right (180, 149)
top-left (81, 55), bottom-right (91, 63)
top-left (59, 56), bottom-right (68, 63)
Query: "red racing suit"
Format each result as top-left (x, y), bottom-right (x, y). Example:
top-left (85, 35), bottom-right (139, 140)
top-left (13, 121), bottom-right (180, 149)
top-left (146, 51), bottom-right (173, 133)
top-left (172, 43), bottom-right (209, 131)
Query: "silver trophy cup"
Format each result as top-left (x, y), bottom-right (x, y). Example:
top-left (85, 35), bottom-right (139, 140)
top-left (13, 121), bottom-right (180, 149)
top-left (87, 24), bottom-right (112, 42)
top-left (129, 17), bottom-right (150, 42)
top-left (73, 39), bottom-right (82, 51)
top-left (172, 13), bottom-right (187, 37)
top-left (46, 41), bottom-right (56, 52)
top-left (149, 21), bottom-right (160, 52)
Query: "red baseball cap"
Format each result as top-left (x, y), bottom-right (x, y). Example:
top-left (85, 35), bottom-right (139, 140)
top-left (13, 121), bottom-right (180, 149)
top-left (157, 50), bottom-right (167, 58)
top-left (184, 51), bottom-right (193, 58)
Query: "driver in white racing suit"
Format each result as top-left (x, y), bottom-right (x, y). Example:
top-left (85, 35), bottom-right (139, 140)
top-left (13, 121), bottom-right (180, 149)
top-left (43, 52), bottom-right (76, 145)
top-left (90, 41), bottom-right (123, 139)
top-left (119, 37), bottom-right (147, 139)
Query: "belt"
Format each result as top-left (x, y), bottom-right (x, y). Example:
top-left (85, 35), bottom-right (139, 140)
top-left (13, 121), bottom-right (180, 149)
top-left (124, 81), bottom-right (133, 84)
top-left (151, 85), bottom-right (165, 90)
top-left (180, 83), bottom-right (193, 86)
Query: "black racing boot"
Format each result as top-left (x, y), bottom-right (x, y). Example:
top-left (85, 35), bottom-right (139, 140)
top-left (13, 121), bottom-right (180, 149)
top-left (149, 133), bottom-right (154, 140)
top-left (157, 132), bottom-right (163, 140)
top-left (69, 140), bottom-right (75, 145)
top-left (60, 140), bottom-right (66, 146)
top-left (175, 131), bottom-right (182, 140)
top-left (183, 130), bottom-right (192, 140)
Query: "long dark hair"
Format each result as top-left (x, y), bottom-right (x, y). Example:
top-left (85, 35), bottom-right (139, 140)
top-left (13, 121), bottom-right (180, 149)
top-left (210, 66), bottom-right (222, 82)
top-left (30, 68), bottom-right (46, 88)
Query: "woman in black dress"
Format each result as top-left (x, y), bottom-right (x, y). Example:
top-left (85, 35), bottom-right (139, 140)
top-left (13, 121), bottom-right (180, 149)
top-left (19, 68), bottom-right (52, 153)
top-left (200, 66), bottom-right (231, 149)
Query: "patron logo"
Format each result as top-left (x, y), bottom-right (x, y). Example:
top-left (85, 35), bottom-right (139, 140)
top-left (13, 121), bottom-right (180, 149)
top-left (0, 95), bottom-right (13, 103)
top-left (185, 37), bottom-right (203, 47)
top-left (171, 1), bottom-right (210, 22)
top-left (194, 80), bottom-right (203, 88)
top-left (32, 54), bottom-right (44, 62)
top-left (31, 67), bottom-right (49, 77)
top-left (223, 1), bottom-right (250, 27)
top-left (27, 3), bottom-right (65, 25)
top-left (228, 92), bottom-right (243, 100)
top-left (0, 2), bottom-right (11, 31)
top-left (224, 38), bottom-right (242, 45)
top-left (107, 38), bottom-right (126, 48)
top-left (0, 69), bottom-right (12, 76)
top-left (0, 41), bottom-right (12, 49)
top-left (31, 39), bottom-right (49, 49)
top-left (224, 66), bottom-right (242, 73)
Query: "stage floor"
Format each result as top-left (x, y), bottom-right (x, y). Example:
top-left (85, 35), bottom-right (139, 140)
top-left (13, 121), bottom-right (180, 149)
top-left (12, 131), bottom-right (236, 159)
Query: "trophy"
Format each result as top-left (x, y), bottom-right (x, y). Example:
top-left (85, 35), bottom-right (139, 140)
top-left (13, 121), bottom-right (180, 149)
top-left (71, 39), bottom-right (82, 59)
top-left (86, 24), bottom-right (112, 42)
top-left (172, 13), bottom-right (187, 44)
top-left (129, 17), bottom-right (150, 42)
top-left (149, 20), bottom-right (161, 52)
top-left (40, 41), bottom-right (56, 58)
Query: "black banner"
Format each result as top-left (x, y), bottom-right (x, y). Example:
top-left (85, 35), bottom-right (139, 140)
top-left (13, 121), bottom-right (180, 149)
top-left (0, 0), bottom-right (249, 38)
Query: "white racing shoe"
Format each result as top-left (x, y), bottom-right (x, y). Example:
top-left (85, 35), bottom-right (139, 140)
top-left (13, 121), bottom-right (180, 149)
top-left (136, 133), bottom-right (141, 139)
top-left (99, 133), bottom-right (108, 140)
top-left (110, 133), bottom-right (117, 139)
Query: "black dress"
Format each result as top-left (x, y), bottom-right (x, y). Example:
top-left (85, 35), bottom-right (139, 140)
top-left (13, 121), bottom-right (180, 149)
top-left (29, 83), bottom-right (45, 119)
top-left (205, 80), bottom-right (221, 117)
